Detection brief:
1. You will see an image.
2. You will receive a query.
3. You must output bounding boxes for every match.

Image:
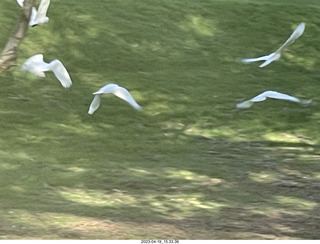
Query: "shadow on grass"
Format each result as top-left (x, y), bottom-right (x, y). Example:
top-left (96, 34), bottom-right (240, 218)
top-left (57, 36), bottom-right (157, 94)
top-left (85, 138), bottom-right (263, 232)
top-left (0, 120), bottom-right (319, 239)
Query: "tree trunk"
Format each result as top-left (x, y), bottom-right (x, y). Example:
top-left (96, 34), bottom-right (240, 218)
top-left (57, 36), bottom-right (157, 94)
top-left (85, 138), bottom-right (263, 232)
top-left (0, 0), bottom-right (34, 73)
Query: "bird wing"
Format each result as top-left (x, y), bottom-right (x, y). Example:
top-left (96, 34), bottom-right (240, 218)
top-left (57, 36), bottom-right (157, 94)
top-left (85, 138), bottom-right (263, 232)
top-left (21, 54), bottom-right (47, 77)
top-left (276, 22), bottom-right (305, 53)
top-left (240, 55), bottom-right (270, 63)
top-left (93, 84), bottom-right (121, 95)
top-left (92, 84), bottom-right (142, 110)
top-left (49, 60), bottom-right (72, 88)
top-left (237, 91), bottom-right (279, 108)
top-left (258, 52), bottom-right (283, 67)
top-left (249, 91), bottom-right (271, 102)
top-left (29, 7), bottom-right (38, 26)
top-left (88, 95), bottom-right (101, 114)
top-left (251, 90), bottom-right (299, 103)
top-left (113, 87), bottom-right (142, 110)
top-left (36, 0), bottom-right (50, 20)
top-left (17, 0), bottom-right (24, 7)
top-left (265, 91), bottom-right (311, 104)
top-left (238, 90), bottom-right (311, 108)
top-left (240, 52), bottom-right (278, 65)
top-left (23, 54), bottom-right (44, 65)
top-left (236, 100), bottom-right (254, 108)
top-left (264, 91), bottom-right (301, 103)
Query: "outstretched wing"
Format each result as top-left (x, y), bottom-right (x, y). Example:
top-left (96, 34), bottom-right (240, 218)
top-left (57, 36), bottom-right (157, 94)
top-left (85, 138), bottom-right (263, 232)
top-left (237, 90), bottom-right (311, 109)
top-left (276, 22), bottom-right (305, 53)
top-left (92, 84), bottom-right (142, 111)
top-left (249, 91), bottom-right (300, 103)
top-left (50, 60), bottom-right (72, 88)
top-left (113, 87), bottom-right (142, 110)
top-left (259, 52), bottom-right (281, 67)
top-left (88, 95), bottom-right (101, 114)
top-left (240, 55), bottom-right (270, 64)
top-left (239, 52), bottom-right (277, 67)
top-left (93, 84), bottom-right (121, 95)
top-left (29, 7), bottom-right (39, 26)
top-left (264, 91), bottom-right (301, 103)
top-left (21, 54), bottom-right (47, 77)
top-left (16, 0), bottom-right (24, 7)
top-left (37, 0), bottom-right (50, 20)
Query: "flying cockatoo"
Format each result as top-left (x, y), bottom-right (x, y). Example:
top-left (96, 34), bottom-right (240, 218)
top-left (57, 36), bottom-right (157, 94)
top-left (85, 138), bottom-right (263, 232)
top-left (16, 0), bottom-right (24, 7)
top-left (88, 84), bottom-right (142, 114)
top-left (239, 22), bottom-right (305, 67)
top-left (17, 0), bottom-right (50, 26)
top-left (237, 90), bottom-right (311, 108)
top-left (21, 54), bottom-right (72, 88)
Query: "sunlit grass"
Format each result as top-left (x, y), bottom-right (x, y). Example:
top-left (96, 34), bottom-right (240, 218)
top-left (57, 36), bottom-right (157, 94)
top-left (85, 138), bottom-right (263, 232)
top-left (178, 15), bottom-right (217, 37)
top-left (58, 188), bottom-right (137, 207)
top-left (263, 132), bottom-right (316, 144)
top-left (249, 172), bottom-right (278, 184)
top-left (275, 196), bottom-right (317, 210)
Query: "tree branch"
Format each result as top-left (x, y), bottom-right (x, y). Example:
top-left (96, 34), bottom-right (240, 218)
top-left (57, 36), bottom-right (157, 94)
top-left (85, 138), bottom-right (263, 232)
top-left (0, 0), bottom-right (34, 73)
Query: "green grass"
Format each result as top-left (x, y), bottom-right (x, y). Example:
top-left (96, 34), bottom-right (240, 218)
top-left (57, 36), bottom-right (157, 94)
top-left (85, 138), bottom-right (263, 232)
top-left (0, 0), bottom-right (320, 240)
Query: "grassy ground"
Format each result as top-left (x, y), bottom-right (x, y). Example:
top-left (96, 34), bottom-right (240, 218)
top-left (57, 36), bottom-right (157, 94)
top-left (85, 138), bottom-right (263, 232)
top-left (0, 0), bottom-right (320, 240)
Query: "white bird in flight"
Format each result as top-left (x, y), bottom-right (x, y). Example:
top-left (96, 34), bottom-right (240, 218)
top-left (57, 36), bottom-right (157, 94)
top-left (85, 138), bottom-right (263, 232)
top-left (88, 84), bottom-right (142, 115)
top-left (237, 90), bottom-right (311, 108)
top-left (21, 54), bottom-right (72, 88)
top-left (16, 0), bottom-right (24, 7)
top-left (17, 0), bottom-right (50, 26)
top-left (239, 22), bottom-right (305, 67)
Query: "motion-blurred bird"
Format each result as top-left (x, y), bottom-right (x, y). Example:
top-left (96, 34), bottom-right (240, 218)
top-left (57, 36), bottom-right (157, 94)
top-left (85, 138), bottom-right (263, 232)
top-left (17, 0), bottom-right (50, 26)
top-left (88, 84), bottom-right (142, 114)
top-left (237, 90), bottom-right (311, 108)
top-left (16, 0), bottom-right (24, 7)
top-left (239, 22), bottom-right (305, 67)
top-left (21, 54), bottom-right (72, 88)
